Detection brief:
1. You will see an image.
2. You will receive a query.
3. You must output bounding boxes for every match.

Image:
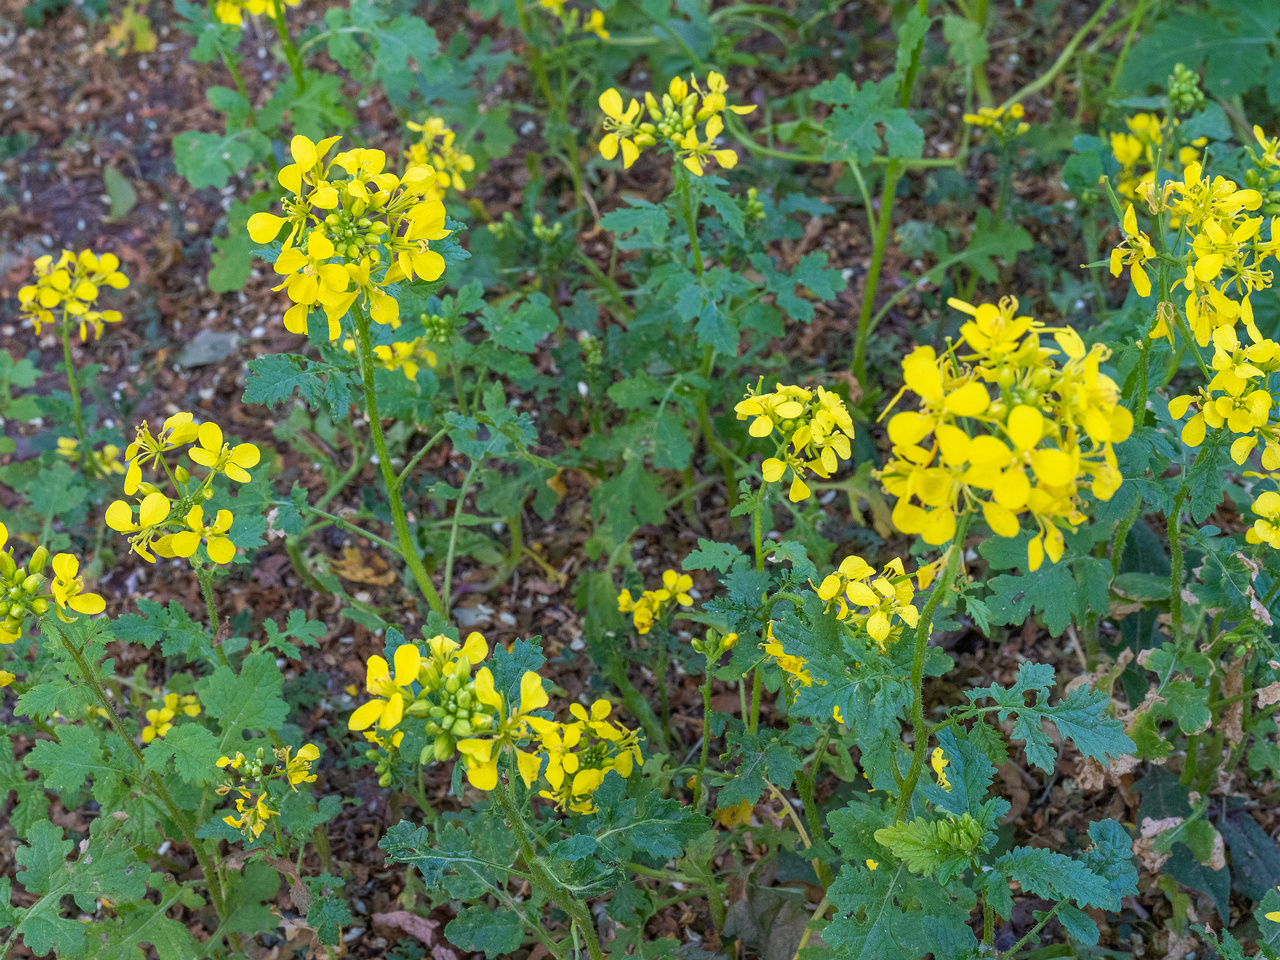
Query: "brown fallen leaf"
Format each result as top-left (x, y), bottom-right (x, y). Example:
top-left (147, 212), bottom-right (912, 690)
top-left (329, 547), bottom-right (397, 586)
top-left (372, 910), bottom-right (440, 945)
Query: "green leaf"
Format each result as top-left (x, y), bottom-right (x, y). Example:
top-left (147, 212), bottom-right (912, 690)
top-left (144, 723), bottom-right (222, 785)
top-left (209, 195), bottom-right (269, 293)
top-left (713, 729), bottom-right (803, 808)
top-left (24, 724), bottom-right (113, 794)
top-left (943, 14), bottom-right (988, 70)
top-left (600, 197), bottom-right (670, 250)
top-left (221, 862), bottom-right (282, 936)
top-left (263, 609), bottom-right (326, 659)
top-left (590, 458), bottom-right (666, 548)
top-left (814, 77), bottom-right (924, 165)
top-left (478, 293), bottom-right (558, 352)
top-left (967, 662), bottom-right (1134, 772)
top-left (587, 772), bottom-right (712, 863)
top-left (1113, 571), bottom-right (1171, 601)
top-left (683, 538), bottom-right (745, 573)
top-left (114, 599), bottom-right (211, 661)
top-left (95, 879), bottom-right (201, 960)
top-left (446, 904), bottom-right (525, 959)
top-left (747, 251), bottom-right (846, 323)
top-left (27, 462), bottom-right (87, 520)
top-left (243, 353), bottom-right (354, 417)
top-left (994, 845), bottom-right (1120, 910)
top-left (102, 166), bottom-right (137, 221)
top-left (196, 650), bottom-right (290, 751)
top-left (172, 130), bottom-right (255, 190)
top-left (307, 890), bottom-right (353, 945)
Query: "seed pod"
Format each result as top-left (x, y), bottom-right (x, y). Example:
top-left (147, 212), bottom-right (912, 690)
top-left (28, 546), bottom-right (49, 575)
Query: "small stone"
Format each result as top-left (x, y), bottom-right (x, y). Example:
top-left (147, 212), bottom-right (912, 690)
top-left (177, 329), bottom-right (240, 368)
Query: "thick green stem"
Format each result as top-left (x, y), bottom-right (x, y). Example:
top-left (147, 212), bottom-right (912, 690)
top-left (1168, 484), bottom-right (1189, 638)
top-left (352, 304), bottom-right (445, 614)
top-left (851, 160), bottom-right (904, 383)
top-left (268, 0), bottom-right (305, 88)
top-left (197, 567), bottom-right (231, 668)
top-left (895, 510), bottom-right (972, 822)
top-left (493, 774), bottom-right (605, 960)
top-left (60, 321), bottom-right (89, 466)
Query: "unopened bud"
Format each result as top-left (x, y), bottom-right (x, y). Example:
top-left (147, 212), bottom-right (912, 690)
top-left (433, 733), bottom-right (453, 762)
top-left (406, 699), bottom-right (431, 718)
top-left (22, 574), bottom-right (41, 594)
top-left (28, 546), bottom-right (49, 575)
top-left (0, 553), bottom-right (16, 580)
top-left (31, 599), bottom-right (49, 615)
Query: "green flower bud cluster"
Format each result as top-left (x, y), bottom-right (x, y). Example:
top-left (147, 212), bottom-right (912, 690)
top-left (640, 89), bottom-right (698, 145)
top-left (0, 545), bottom-right (50, 634)
top-left (1244, 164), bottom-right (1280, 216)
top-left (578, 330), bottom-right (603, 369)
top-left (322, 209), bottom-right (391, 262)
top-left (937, 812), bottom-right (986, 857)
top-left (412, 656), bottom-right (497, 765)
top-left (1167, 63), bottom-right (1205, 116)
top-left (420, 312), bottom-right (456, 344)
top-left (743, 187), bottom-right (765, 223)
top-left (487, 211), bottom-right (518, 239)
top-left (531, 213), bottom-right (563, 242)
top-left (691, 628), bottom-right (738, 659)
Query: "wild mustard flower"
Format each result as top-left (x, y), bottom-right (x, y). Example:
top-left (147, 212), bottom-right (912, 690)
top-left (17, 249), bottom-right (129, 340)
top-left (0, 536), bottom-right (101, 642)
top-left (349, 644), bottom-right (422, 731)
top-left (57, 437), bottom-right (125, 476)
top-left (456, 668), bottom-right (549, 790)
top-left (617, 569), bottom-right (694, 634)
top-left (280, 743), bottom-right (321, 788)
top-left (341, 336), bottom-right (438, 380)
top-left (762, 621), bottom-right (811, 688)
top-left (879, 297), bottom-right (1132, 570)
top-left (247, 135), bottom-right (452, 339)
top-left (1248, 489), bottom-right (1280, 549)
top-left (213, 0), bottom-right (298, 26)
top-left (107, 416), bottom-right (259, 566)
top-left (815, 555), bottom-right (919, 652)
top-left (405, 117), bottom-right (477, 191)
top-left (963, 103), bottom-right (1029, 140)
top-left (1106, 112), bottom-right (1205, 207)
top-left (527, 700), bottom-right (642, 813)
top-left (597, 71), bottom-right (755, 174)
top-left (1109, 204), bottom-right (1156, 298)
top-left (736, 383), bottom-right (856, 502)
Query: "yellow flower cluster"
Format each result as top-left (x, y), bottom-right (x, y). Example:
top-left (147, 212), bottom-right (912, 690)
top-left (880, 297), bottom-right (1133, 570)
top-left (348, 633), bottom-right (642, 807)
top-left (598, 72), bottom-right (756, 175)
top-left (814, 555), bottom-right (919, 652)
top-left (405, 117), bottom-right (477, 192)
top-left (17, 249), bottom-right (129, 340)
top-left (216, 743), bottom-right (320, 838)
top-left (538, 0), bottom-right (609, 37)
top-left (528, 701), bottom-right (641, 813)
top-left (213, 0), bottom-right (297, 25)
top-left (105, 414), bottom-right (259, 565)
top-left (1108, 112), bottom-right (1203, 206)
top-left (247, 136), bottom-right (452, 340)
top-left (735, 383), bottom-right (856, 502)
top-left (142, 689), bottom-right (201, 743)
top-left (56, 437), bottom-right (126, 477)
top-left (762, 621), bottom-right (810, 688)
top-left (341, 336), bottom-right (438, 380)
top-left (616, 569), bottom-right (693, 634)
top-left (0, 534), bottom-right (104, 644)
top-left (963, 103), bottom-right (1029, 140)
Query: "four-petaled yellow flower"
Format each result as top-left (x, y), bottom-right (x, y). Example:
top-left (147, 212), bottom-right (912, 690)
top-left (349, 644), bottom-right (422, 731)
top-left (156, 506), bottom-right (236, 565)
top-left (456, 669), bottom-right (549, 790)
top-left (49, 554), bottom-right (105, 621)
top-left (189, 423), bottom-right (261, 484)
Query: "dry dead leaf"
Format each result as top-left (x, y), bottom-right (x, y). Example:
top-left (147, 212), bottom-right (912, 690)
top-left (330, 547), bottom-right (397, 586)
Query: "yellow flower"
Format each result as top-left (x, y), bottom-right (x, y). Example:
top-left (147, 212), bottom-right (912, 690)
top-left (866, 859), bottom-right (878, 870)
top-left (17, 249), bottom-right (129, 339)
top-left (677, 114), bottom-right (738, 176)
top-left (188, 423), bottom-right (261, 484)
top-left (106, 491), bottom-right (174, 562)
top-left (155, 506), bottom-right (236, 565)
top-left (223, 789), bottom-right (278, 838)
top-left (349, 644), bottom-right (421, 731)
top-left (584, 9), bottom-right (608, 38)
top-left (931, 747), bottom-right (952, 792)
top-left (455, 668), bottom-right (549, 790)
top-left (962, 103), bottom-right (1029, 139)
top-left (763, 621), bottom-right (811, 687)
top-left (1109, 204), bottom-right (1156, 298)
top-left (142, 703), bottom-right (174, 742)
top-left (0, 671), bottom-right (13, 688)
top-left (281, 743), bottom-right (321, 789)
top-left (599, 89), bottom-right (644, 168)
top-left (123, 412), bottom-right (200, 494)
top-left (716, 799), bottom-right (753, 828)
top-left (1247, 490), bottom-right (1280, 549)
top-left (273, 230), bottom-right (355, 341)
top-left (49, 554), bottom-right (105, 621)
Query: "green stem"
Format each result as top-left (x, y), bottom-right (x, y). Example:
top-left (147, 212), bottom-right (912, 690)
top-left (852, 159), bottom-right (904, 383)
top-left (895, 510), bottom-right (972, 822)
top-left (450, 359), bottom-right (469, 418)
top-left (267, 0), bottom-right (305, 88)
top-left (396, 425), bottom-right (450, 490)
top-left (1000, 902), bottom-right (1062, 958)
top-left (605, 657), bottom-right (668, 753)
top-left (197, 567), bottom-right (231, 668)
top-left (749, 666), bottom-right (763, 735)
top-left (60, 320), bottom-right (89, 467)
top-left (997, 0), bottom-right (1120, 112)
top-left (1168, 484), bottom-right (1189, 638)
top-left (694, 653), bottom-right (714, 814)
top-left (493, 773), bottom-right (605, 960)
top-left (352, 303), bottom-right (445, 614)
top-left (797, 729), bottom-right (833, 887)
top-left (752, 494), bottom-right (765, 573)
top-left (441, 461), bottom-right (480, 611)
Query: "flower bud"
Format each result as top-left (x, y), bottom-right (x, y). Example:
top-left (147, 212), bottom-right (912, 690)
top-left (441, 715), bottom-right (454, 731)
top-left (433, 733), bottom-right (453, 762)
top-left (22, 574), bottom-right (41, 594)
top-left (406, 699), bottom-right (431, 718)
top-left (445, 676), bottom-right (460, 695)
top-left (424, 721), bottom-right (441, 736)
top-left (456, 690), bottom-right (471, 710)
top-left (31, 599), bottom-right (49, 615)
top-left (378, 771), bottom-right (393, 787)
top-left (451, 719), bottom-right (472, 738)
top-left (176, 466), bottom-right (190, 483)
top-left (28, 546), bottom-right (49, 575)
top-left (0, 553), bottom-right (16, 580)
top-left (429, 705), bottom-right (446, 719)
